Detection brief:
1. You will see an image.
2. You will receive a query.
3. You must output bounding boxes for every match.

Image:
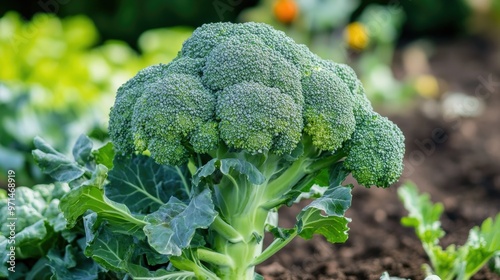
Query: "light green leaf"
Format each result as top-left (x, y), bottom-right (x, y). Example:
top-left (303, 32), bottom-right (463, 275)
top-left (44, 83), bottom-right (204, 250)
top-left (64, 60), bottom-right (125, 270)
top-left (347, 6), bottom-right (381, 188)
top-left (106, 155), bottom-right (190, 214)
top-left (0, 187), bottom-right (45, 232)
top-left (32, 183), bottom-right (70, 202)
top-left (380, 271), bottom-right (411, 280)
top-left (92, 142), bottom-right (115, 169)
top-left (144, 189), bottom-right (217, 256)
top-left (398, 183), bottom-right (445, 244)
top-left (44, 200), bottom-right (67, 232)
top-left (461, 214), bottom-right (500, 278)
top-left (59, 164), bottom-right (146, 235)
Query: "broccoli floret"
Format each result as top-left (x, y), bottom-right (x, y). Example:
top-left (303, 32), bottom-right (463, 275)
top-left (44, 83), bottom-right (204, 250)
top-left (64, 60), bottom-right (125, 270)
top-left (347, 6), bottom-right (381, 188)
top-left (131, 73), bottom-right (216, 165)
top-left (216, 82), bottom-right (302, 155)
top-left (343, 113), bottom-right (405, 188)
top-left (109, 21), bottom-right (404, 188)
top-left (301, 68), bottom-right (355, 152)
top-left (109, 64), bottom-right (169, 156)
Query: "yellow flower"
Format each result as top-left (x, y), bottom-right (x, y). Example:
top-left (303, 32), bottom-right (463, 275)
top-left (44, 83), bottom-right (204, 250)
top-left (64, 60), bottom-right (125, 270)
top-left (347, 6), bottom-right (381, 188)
top-left (344, 22), bottom-right (369, 51)
top-left (414, 74), bottom-right (440, 99)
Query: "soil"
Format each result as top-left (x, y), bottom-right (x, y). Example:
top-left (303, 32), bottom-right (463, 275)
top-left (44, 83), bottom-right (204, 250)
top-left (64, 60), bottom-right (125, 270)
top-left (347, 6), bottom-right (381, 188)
top-left (256, 38), bottom-right (500, 279)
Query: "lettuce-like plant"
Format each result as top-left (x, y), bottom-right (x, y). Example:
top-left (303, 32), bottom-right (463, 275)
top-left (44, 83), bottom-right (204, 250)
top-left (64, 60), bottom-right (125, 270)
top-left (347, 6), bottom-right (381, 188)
top-left (398, 182), bottom-right (500, 280)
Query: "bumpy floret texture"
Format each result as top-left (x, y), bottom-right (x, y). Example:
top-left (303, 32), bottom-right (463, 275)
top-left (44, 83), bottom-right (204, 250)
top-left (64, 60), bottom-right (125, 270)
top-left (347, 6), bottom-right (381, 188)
top-left (108, 22), bottom-right (405, 187)
top-left (217, 82), bottom-right (302, 155)
top-left (109, 64), bottom-right (169, 155)
top-left (343, 113), bottom-right (405, 188)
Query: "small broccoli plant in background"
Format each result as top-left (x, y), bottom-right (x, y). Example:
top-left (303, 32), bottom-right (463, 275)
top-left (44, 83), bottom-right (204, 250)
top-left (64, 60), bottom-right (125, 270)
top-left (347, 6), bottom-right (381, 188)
top-left (398, 182), bottom-right (500, 280)
top-left (33, 22), bottom-right (405, 280)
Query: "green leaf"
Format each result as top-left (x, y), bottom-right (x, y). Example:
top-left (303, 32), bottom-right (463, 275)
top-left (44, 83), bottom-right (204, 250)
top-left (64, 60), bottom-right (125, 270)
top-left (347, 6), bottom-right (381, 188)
top-left (398, 183), bottom-right (500, 280)
top-left (92, 142), bottom-right (115, 169)
top-left (84, 223), bottom-right (135, 272)
top-left (32, 183), bottom-right (71, 202)
top-left (461, 214), bottom-right (500, 278)
top-left (44, 200), bottom-right (68, 232)
top-left (192, 159), bottom-right (217, 186)
top-left (106, 155), bottom-right (190, 214)
top-left (59, 164), bottom-right (146, 234)
top-left (135, 239), bottom-right (171, 266)
top-left (47, 245), bottom-right (99, 280)
top-left (1, 187), bottom-right (45, 232)
top-left (25, 258), bottom-right (52, 280)
top-left (193, 158), bottom-right (265, 186)
top-left (0, 187), bottom-right (62, 258)
top-left (14, 220), bottom-right (55, 259)
top-left (398, 182), bottom-right (445, 244)
top-left (32, 136), bottom-right (86, 182)
top-left (297, 186), bottom-right (352, 243)
top-left (72, 134), bottom-right (93, 166)
top-left (219, 158), bottom-right (265, 185)
top-left (328, 161), bottom-right (350, 187)
top-left (144, 189), bottom-right (217, 256)
top-left (428, 245), bottom-right (457, 279)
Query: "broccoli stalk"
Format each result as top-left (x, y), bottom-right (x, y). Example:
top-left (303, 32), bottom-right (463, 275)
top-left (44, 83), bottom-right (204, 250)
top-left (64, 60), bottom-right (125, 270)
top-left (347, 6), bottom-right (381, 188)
top-left (108, 22), bottom-right (405, 279)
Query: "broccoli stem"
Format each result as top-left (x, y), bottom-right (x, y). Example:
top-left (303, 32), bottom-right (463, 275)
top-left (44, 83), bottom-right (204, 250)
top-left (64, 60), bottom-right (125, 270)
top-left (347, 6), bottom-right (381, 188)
top-left (209, 170), bottom-right (269, 279)
top-left (203, 138), bottom-right (347, 279)
top-left (265, 149), bottom-right (345, 200)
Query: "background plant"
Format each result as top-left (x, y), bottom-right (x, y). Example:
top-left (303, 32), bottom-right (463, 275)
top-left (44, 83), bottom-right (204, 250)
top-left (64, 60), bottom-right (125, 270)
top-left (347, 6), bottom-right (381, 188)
top-left (0, 12), bottom-right (192, 186)
top-left (398, 182), bottom-right (500, 280)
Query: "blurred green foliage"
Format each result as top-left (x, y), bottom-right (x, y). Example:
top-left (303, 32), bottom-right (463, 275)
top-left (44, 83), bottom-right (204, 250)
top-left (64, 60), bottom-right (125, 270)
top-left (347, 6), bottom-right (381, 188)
top-left (0, 12), bottom-right (192, 186)
top-left (0, 0), bottom-right (258, 48)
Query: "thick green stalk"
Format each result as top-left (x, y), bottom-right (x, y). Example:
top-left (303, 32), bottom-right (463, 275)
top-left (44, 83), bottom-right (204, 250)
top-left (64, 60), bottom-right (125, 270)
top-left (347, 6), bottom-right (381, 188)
top-left (210, 171), bottom-right (269, 280)
top-left (265, 155), bottom-right (310, 200)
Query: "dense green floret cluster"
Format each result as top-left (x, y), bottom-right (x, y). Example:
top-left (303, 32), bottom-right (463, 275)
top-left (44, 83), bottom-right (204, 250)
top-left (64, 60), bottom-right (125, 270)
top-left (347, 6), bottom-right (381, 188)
top-left (109, 22), bottom-right (405, 187)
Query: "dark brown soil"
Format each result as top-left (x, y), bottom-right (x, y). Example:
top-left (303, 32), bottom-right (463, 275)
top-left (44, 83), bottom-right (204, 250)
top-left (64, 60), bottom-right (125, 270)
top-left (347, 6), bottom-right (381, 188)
top-left (257, 38), bottom-right (500, 279)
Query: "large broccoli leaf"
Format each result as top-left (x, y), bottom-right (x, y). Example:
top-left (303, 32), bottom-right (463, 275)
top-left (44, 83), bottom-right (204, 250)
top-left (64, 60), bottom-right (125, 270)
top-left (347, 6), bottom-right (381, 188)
top-left (106, 155), bottom-right (191, 214)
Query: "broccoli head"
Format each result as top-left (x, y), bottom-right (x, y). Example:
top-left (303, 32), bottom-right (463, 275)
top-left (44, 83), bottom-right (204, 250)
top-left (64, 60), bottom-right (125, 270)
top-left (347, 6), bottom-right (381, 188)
top-left (109, 22), bottom-right (405, 188)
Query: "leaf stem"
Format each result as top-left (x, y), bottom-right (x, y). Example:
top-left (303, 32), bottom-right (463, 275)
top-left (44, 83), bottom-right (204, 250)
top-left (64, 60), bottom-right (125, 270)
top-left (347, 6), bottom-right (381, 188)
top-left (197, 248), bottom-right (234, 267)
top-left (250, 229), bottom-right (298, 266)
top-left (210, 216), bottom-right (245, 243)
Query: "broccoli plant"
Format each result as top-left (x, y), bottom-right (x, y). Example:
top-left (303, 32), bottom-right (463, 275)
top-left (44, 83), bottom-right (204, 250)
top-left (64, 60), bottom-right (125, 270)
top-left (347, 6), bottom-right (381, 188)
top-left (33, 22), bottom-right (405, 280)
